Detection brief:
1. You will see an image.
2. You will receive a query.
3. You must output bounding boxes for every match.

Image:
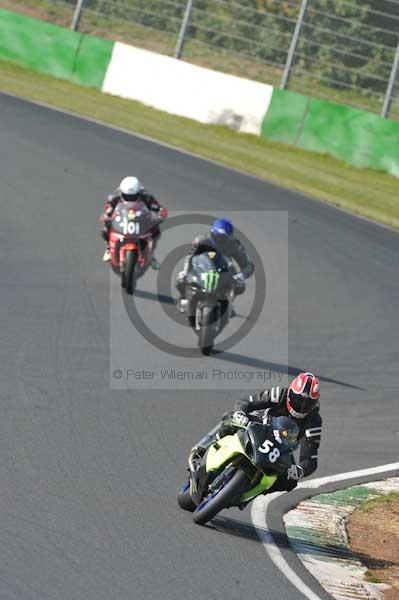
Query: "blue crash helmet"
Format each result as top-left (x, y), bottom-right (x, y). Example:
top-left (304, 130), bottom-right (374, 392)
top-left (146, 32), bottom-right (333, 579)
top-left (210, 218), bottom-right (234, 241)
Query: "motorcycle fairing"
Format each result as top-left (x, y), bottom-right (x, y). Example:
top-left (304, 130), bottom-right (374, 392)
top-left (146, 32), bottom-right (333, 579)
top-left (205, 433), bottom-right (278, 504)
top-left (239, 473), bottom-right (277, 502)
top-left (205, 434), bottom-right (245, 472)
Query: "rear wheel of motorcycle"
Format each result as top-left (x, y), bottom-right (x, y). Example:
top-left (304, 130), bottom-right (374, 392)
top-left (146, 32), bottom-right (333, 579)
top-left (193, 470), bottom-right (250, 526)
top-left (123, 250), bottom-right (138, 295)
top-left (177, 482), bottom-right (196, 512)
top-left (199, 305), bottom-right (217, 355)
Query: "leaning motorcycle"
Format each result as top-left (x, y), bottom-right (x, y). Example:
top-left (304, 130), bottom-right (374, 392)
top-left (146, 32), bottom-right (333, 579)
top-left (108, 200), bottom-right (161, 295)
top-left (183, 250), bottom-right (236, 355)
top-left (177, 415), bottom-right (299, 526)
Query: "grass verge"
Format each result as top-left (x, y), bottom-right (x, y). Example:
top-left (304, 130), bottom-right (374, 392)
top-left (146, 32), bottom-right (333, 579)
top-left (1, 58), bottom-right (398, 229)
top-left (2, 0), bottom-right (399, 120)
top-left (360, 492), bottom-right (399, 512)
top-left (348, 493), bottom-right (399, 600)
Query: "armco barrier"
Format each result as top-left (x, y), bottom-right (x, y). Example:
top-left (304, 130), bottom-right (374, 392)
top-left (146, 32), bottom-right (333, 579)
top-left (102, 42), bottom-right (274, 136)
top-left (1, 8), bottom-right (398, 178)
top-left (0, 9), bottom-right (112, 88)
top-left (261, 89), bottom-right (310, 146)
top-left (262, 89), bottom-right (399, 177)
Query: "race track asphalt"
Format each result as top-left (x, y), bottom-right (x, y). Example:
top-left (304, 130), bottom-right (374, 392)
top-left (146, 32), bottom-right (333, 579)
top-left (0, 93), bottom-right (398, 600)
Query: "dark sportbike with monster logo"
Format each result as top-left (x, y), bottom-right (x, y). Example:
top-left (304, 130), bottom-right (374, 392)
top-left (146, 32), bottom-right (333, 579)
top-left (183, 250), bottom-right (236, 355)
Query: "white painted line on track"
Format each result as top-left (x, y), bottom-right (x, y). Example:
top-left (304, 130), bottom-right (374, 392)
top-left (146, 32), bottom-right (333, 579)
top-left (297, 461), bottom-right (399, 489)
top-left (251, 462), bottom-right (399, 600)
top-left (252, 493), bottom-right (324, 600)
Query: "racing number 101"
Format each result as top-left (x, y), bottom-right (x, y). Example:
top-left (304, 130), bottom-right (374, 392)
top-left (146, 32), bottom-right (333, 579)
top-left (122, 217), bottom-right (140, 236)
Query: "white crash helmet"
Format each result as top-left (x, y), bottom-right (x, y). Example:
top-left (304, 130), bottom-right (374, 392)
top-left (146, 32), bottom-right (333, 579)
top-left (119, 176), bottom-right (142, 202)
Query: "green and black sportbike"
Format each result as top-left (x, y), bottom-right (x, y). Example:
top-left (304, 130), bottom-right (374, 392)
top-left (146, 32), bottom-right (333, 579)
top-left (177, 416), bottom-right (299, 526)
top-left (184, 250), bottom-right (236, 355)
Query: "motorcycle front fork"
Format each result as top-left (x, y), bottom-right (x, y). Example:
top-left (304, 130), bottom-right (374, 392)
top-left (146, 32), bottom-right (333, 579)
top-left (195, 304), bottom-right (222, 332)
top-left (190, 421), bottom-right (226, 464)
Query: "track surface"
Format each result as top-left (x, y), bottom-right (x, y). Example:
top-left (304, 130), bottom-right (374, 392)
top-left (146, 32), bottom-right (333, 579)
top-left (0, 94), bottom-right (398, 600)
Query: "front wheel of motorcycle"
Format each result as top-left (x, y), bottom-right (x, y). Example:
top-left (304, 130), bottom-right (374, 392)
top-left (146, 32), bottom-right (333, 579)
top-left (177, 482), bottom-right (196, 512)
top-left (193, 470), bottom-right (250, 526)
top-left (123, 250), bottom-right (138, 295)
top-left (199, 305), bottom-right (218, 355)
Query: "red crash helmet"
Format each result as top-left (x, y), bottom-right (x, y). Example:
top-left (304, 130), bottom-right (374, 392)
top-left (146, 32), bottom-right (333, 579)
top-left (287, 372), bottom-right (320, 419)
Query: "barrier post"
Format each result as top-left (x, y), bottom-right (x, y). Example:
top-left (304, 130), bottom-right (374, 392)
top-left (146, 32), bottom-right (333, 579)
top-left (71, 0), bottom-right (85, 31)
top-left (175, 0), bottom-right (195, 59)
top-left (281, 0), bottom-right (308, 89)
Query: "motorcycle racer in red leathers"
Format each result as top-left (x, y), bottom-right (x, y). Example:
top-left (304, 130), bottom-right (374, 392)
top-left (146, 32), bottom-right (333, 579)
top-left (100, 176), bottom-right (168, 268)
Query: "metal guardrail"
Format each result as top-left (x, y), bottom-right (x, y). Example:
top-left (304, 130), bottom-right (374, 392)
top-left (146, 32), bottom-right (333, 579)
top-left (68, 0), bottom-right (399, 119)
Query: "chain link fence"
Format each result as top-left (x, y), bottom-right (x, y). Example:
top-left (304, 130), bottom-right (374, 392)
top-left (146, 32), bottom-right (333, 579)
top-left (6, 0), bottom-right (399, 118)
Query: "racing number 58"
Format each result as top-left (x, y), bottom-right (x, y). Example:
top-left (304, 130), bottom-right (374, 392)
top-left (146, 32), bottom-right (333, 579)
top-left (258, 439), bottom-right (280, 463)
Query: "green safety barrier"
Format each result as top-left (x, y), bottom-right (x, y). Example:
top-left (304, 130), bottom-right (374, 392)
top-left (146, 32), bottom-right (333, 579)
top-left (1, 8), bottom-right (397, 177)
top-left (262, 89), bottom-right (399, 177)
top-left (0, 9), bottom-right (113, 89)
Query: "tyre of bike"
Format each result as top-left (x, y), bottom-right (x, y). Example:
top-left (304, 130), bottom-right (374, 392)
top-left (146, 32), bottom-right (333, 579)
top-left (177, 481), bottom-right (196, 512)
top-left (193, 470), bottom-right (250, 526)
top-left (198, 304), bottom-right (218, 355)
top-left (123, 249), bottom-right (138, 295)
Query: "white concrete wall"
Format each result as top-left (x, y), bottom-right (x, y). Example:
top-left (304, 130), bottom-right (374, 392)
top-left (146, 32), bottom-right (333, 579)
top-left (102, 43), bottom-right (273, 135)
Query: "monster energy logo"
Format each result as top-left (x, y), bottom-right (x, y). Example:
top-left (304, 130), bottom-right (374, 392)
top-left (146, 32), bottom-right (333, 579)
top-left (201, 271), bottom-right (220, 292)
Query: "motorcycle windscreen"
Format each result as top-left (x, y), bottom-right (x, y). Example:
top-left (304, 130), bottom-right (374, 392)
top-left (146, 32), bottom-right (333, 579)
top-left (189, 252), bottom-right (234, 294)
top-left (111, 201), bottom-right (155, 237)
top-left (191, 251), bottom-right (229, 273)
top-left (246, 418), bottom-right (299, 475)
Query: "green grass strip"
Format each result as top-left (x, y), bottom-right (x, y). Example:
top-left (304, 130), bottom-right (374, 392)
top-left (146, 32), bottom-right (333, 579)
top-left (1, 59), bottom-right (398, 229)
top-left (360, 492), bottom-right (399, 512)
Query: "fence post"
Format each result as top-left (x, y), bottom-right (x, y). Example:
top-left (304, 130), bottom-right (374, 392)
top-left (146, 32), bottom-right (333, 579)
top-left (71, 0), bottom-right (85, 31)
top-left (381, 38), bottom-right (399, 118)
top-left (281, 0), bottom-right (308, 89)
top-left (175, 0), bottom-right (195, 59)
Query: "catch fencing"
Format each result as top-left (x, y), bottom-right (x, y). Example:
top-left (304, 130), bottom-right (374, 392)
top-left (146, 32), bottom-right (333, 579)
top-left (61, 0), bottom-right (399, 118)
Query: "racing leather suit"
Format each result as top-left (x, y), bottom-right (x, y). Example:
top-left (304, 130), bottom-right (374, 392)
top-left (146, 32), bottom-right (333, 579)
top-left (177, 233), bottom-right (254, 297)
top-left (194, 386), bottom-right (322, 492)
top-left (101, 188), bottom-right (164, 249)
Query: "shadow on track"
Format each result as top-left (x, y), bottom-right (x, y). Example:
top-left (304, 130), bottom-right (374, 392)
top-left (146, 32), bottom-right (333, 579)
top-left (132, 289), bottom-right (361, 391)
top-left (206, 515), bottom-right (260, 541)
top-left (212, 351), bottom-right (363, 391)
top-left (134, 289), bottom-right (175, 305)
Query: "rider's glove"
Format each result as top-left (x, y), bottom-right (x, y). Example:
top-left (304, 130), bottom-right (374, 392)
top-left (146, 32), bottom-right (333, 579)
top-left (230, 411), bottom-right (249, 428)
top-left (177, 270), bottom-right (187, 282)
top-left (286, 464), bottom-right (304, 481)
top-left (233, 272), bottom-right (245, 282)
top-left (233, 273), bottom-right (246, 296)
top-left (159, 206), bottom-right (168, 219)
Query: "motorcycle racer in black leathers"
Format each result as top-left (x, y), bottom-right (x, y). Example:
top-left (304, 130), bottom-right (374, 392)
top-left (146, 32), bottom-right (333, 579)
top-left (176, 217), bottom-right (254, 306)
top-left (190, 372), bottom-right (322, 492)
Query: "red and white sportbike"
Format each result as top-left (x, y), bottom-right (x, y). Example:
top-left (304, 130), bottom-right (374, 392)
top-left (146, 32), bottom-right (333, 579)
top-left (108, 200), bottom-right (161, 295)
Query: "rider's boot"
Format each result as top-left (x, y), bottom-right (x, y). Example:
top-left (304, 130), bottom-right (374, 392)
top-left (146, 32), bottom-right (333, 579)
top-left (102, 245), bottom-right (111, 262)
top-left (176, 273), bottom-right (188, 312)
top-left (150, 255), bottom-right (161, 270)
top-left (149, 237), bottom-right (161, 270)
top-left (177, 298), bottom-right (188, 313)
